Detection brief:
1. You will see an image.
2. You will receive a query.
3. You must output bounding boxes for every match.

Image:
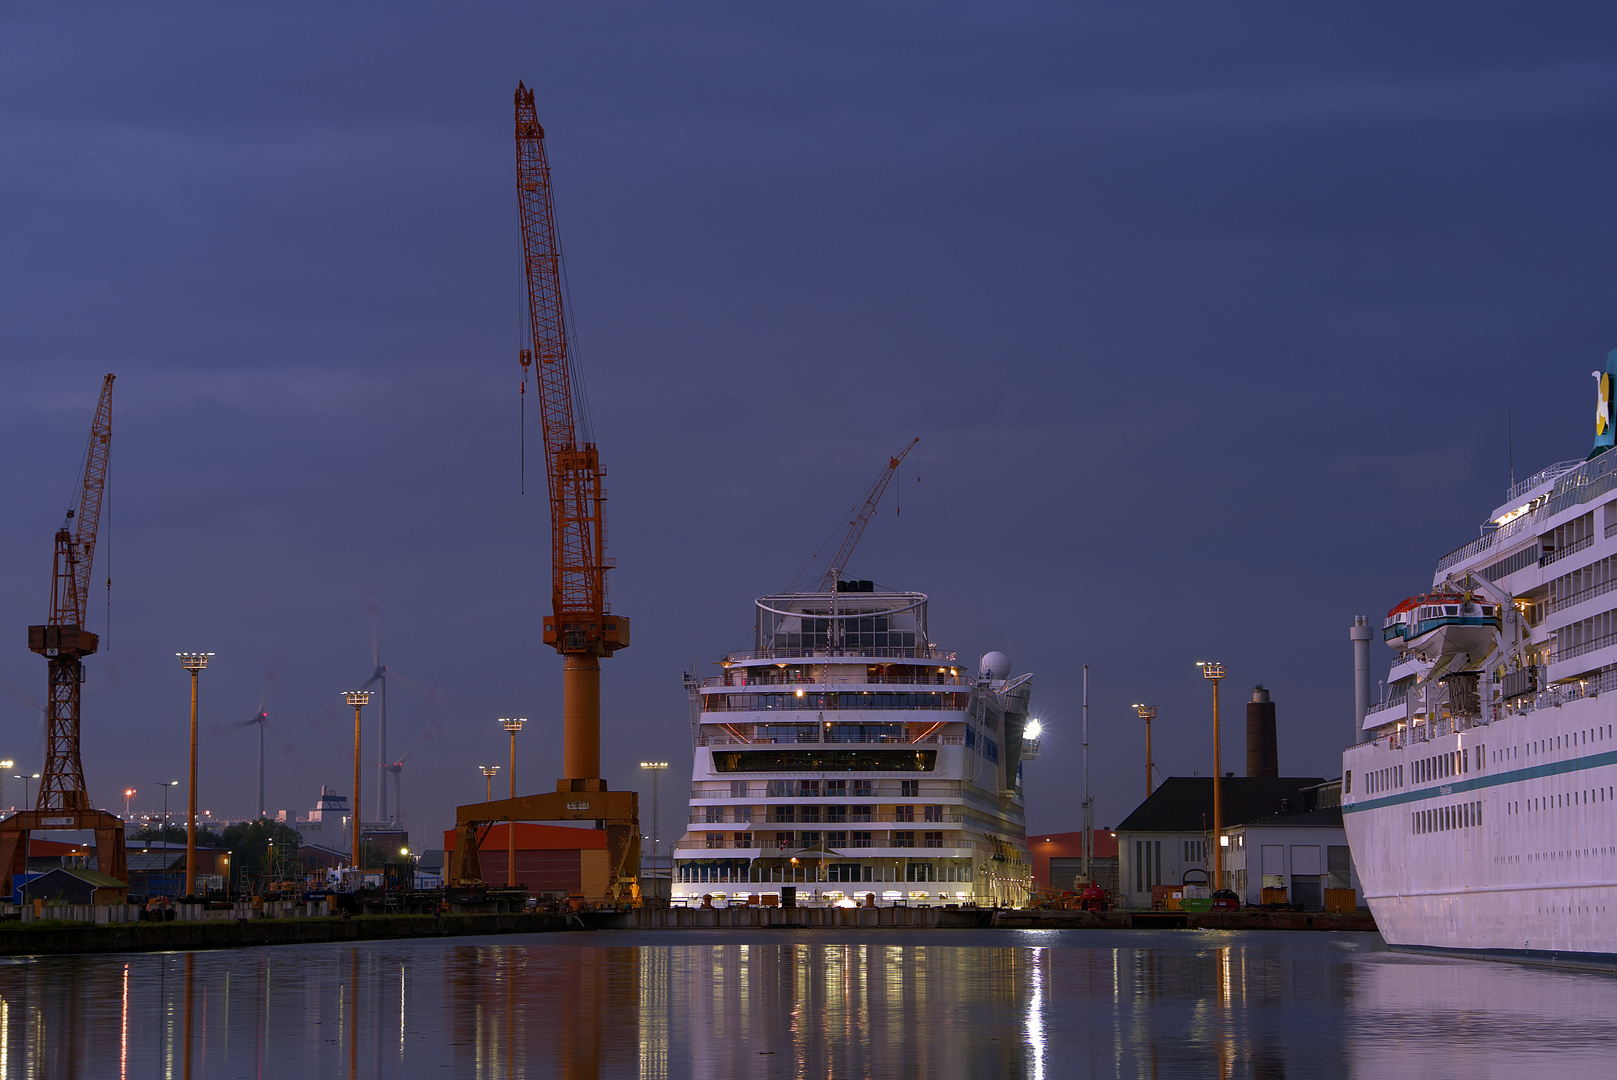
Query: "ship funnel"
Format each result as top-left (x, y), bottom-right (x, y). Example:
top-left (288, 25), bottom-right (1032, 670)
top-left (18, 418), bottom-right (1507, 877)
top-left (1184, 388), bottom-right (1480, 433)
top-left (1592, 348), bottom-right (1617, 459)
top-left (1246, 685), bottom-right (1278, 779)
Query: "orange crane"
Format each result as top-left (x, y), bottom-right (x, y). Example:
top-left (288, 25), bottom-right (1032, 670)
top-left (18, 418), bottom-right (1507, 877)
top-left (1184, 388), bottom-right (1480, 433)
top-left (449, 86), bottom-right (639, 897)
top-left (514, 81), bottom-right (629, 782)
top-left (820, 437), bottom-right (919, 590)
top-left (0, 374), bottom-right (126, 896)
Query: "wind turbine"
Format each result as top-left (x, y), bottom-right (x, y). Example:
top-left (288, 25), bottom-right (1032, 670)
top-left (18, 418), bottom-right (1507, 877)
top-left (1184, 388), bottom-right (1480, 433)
top-left (360, 603), bottom-right (391, 823)
top-left (381, 730), bottom-right (434, 826)
top-left (236, 670), bottom-right (279, 819)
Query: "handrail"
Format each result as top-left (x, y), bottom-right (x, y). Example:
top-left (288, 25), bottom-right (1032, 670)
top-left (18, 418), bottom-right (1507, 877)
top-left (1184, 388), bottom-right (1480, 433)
top-left (1547, 573), bottom-right (1617, 616)
top-left (696, 733), bottom-right (966, 745)
top-left (703, 674), bottom-right (972, 688)
top-left (1542, 532), bottom-right (1595, 568)
top-left (723, 646), bottom-right (959, 664)
top-left (1506, 460), bottom-right (1583, 503)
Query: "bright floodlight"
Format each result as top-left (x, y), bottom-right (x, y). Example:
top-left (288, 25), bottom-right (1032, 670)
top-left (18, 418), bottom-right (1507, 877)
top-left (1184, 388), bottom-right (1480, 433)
top-left (640, 761), bottom-right (669, 770)
top-left (1024, 721), bottom-right (1042, 740)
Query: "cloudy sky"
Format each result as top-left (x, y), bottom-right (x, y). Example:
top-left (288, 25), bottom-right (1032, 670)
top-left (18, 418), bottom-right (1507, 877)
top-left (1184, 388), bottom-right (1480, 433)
top-left (3, 3), bottom-right (1616, 848)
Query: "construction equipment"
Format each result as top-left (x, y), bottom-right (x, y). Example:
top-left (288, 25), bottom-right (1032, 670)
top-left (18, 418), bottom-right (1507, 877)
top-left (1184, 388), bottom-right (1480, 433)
top-left (0, 374), bottom-right (127, 895)
top-left (817, 437), bottom-right (919, 590)
top-left (449, 84), bottom-right (638, 899)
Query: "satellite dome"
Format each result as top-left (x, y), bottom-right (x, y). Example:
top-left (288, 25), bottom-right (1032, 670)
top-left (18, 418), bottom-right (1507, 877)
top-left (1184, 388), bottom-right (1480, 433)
top-left (979, 651), bottom-right (1011, 680)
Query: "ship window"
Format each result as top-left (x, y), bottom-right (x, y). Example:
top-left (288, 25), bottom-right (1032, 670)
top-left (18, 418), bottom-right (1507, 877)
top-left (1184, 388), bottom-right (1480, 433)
top-left (1446, 606), bottom-right (1459, 616)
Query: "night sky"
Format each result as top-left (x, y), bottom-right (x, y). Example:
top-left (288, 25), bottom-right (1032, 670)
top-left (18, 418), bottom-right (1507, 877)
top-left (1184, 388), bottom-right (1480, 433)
top-left (4, 4), bottom-right (1616, 847)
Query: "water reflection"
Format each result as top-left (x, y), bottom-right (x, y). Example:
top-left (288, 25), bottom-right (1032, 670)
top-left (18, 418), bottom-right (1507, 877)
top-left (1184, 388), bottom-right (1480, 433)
top-left (0, 930), bottom-right (1615, 1077)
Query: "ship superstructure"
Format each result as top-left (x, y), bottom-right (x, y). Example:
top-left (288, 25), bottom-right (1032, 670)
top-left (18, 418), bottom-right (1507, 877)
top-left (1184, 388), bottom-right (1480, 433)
top-left (1346, 351), bottom-right (1617, 960)
top-left (673, 581), bottom-right (1035, 906)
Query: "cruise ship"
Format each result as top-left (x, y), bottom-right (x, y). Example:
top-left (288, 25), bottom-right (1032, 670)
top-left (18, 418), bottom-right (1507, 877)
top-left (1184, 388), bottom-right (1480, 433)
top-left (1345, 352), bottom-right (1617, 961)
top-left (672, 581), bottom-right (1036, 907)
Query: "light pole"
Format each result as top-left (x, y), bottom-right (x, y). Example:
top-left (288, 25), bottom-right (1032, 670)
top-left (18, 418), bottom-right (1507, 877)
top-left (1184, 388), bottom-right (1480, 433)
top-left (1133, 704), bottom-right (1158, 798)
top-left (343, 691), bottom-right (371, 872)
top-left (640, 761), bottom-right (668, 874)
top-left (480, 765), bottom-right (500, 802)
top-left (123, 787), bottom-right (136, 820)
top-left (1197, 661), bottom-right (1227, 891)
top-left (500, 718), bottom-right (526, 888)
top-left (16, 773), bottom-right (38, 880)
top-left (158, 780), bottom-right (179, 838)
top-left (177, 652), bottom-right (214, 898)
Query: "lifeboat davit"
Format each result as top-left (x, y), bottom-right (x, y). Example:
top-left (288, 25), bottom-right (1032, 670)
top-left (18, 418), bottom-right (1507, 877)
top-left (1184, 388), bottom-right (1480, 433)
top-left (1383, 592), bottom-right (1501, 661)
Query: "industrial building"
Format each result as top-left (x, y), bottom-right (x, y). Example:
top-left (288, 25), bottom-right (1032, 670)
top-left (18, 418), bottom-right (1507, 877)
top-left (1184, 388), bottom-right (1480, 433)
top-left (442, 823), bottom-right (611, 897)
top-left (1029, 830), bottom-right (1119, 896)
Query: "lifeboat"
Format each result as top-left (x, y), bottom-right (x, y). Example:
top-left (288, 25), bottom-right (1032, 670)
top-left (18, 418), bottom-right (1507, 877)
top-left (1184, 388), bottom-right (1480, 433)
top-left (1383, 592), bottom-right (1500, 661)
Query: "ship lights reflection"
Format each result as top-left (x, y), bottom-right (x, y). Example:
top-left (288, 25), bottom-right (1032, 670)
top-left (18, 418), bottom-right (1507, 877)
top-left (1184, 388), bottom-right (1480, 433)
top-left (1026, 947), bottom-right (1046, 1080)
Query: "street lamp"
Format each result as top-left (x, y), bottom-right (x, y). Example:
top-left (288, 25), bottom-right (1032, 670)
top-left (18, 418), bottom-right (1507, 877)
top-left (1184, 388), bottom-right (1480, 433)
top-left (1197, 662), bottom-right (1227, 891)
top-left (157, 780), bottom-right (179, 840)
top-left (480, 765), bottom-right (500, 803)
top-left (16, 774), bottom-right (38, 876)
top-left (640, 761), bottom-right (668, 871)
top-left (1132, 704), bottom-right (1158, 798)
top-left (177, 652), bottom-right (214, 898)
top-left (343, 691), bottom-right (371, 872)
top-left (123, 787), bottom-right (136, 819)
top-left (500, 718), bottom-right (526, 888)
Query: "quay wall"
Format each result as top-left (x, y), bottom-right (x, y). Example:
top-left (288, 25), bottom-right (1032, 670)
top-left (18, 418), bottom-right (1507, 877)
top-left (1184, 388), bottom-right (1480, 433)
top-left (0, 911), bottom-right (577, 956)
top-left (992, 909), bottom-right (1379, 932)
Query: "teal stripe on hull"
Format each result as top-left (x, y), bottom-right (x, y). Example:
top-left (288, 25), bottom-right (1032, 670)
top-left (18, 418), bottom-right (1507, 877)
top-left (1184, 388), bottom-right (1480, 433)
top-left (1343, 748), bottom-right (1617, 814)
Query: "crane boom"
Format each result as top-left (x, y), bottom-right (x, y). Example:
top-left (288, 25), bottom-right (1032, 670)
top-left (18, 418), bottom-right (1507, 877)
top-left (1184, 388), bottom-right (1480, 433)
top-left (821, 437), bottom-right (919, 590)
top-left (515, 83), bottom-right (624, 661)
top-left (51, 374), bottom-right (115, 628)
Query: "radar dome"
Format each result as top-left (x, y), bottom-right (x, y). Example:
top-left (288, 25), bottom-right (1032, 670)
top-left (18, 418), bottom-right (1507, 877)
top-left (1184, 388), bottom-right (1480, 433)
top-left (979, 651), bottom-right (1011, 680)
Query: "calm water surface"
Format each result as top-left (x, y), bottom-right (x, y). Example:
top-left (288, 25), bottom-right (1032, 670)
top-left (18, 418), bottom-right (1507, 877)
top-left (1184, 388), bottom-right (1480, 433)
top-left (2, 928), bottom-right (1613, 1079)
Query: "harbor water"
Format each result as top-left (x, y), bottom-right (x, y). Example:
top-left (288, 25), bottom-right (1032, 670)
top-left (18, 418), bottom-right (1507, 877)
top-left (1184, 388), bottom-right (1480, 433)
top-left (5, 927), bottom-right (1617, 1078)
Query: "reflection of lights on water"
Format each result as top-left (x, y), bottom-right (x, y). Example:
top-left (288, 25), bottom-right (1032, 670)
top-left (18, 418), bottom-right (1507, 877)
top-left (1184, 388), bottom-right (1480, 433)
top-left (119, 963), bottom-right (128, 1080)
top-left (1026, 947), bottom-right (1046, 1080)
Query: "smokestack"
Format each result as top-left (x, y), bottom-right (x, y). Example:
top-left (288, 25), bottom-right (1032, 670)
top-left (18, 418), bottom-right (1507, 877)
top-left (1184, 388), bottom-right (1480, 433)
top-left (1351, 615), bottom-right (1373, 744)
top-left (1247, 685), bottom-right (1278, 778)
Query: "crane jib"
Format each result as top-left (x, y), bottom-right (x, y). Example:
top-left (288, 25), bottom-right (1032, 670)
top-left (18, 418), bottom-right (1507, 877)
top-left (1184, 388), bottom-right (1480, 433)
top-left (514, 84), bottom-right (626, 658)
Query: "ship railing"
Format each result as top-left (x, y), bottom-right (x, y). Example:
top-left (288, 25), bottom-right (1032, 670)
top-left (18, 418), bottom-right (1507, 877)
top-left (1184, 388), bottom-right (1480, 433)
top-left (1365, 694), bottom-right (1408, 717)
top-left (1497, 665), bottom-right (1617, 719)
top-left (673, 835), bottom-right (963, 851)
top-left (701, 699), bottom-right (968, 713)
top-left (723, 647), bottom-right (959, 664)
top-left (696, 733), bottom-right (966, 746)
top-left (702, 674), bottom-right (973, 688)
top-left (698, 781), bottom-right (963, 799)
top-left (689, 812), bottom-right (964, 826)
top-left (1546, 574), bottom-right (1617, 617)
top-left (1506, 460), bottom-right (1584, 503)
top-left (1541, 532), bottom-right (1596, 568)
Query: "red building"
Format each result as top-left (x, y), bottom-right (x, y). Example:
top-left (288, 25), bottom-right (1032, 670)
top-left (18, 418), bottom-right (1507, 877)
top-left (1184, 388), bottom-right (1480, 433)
top-left (1028, 830), bottom-right (1119, 893)
top-left (441, 823), bottom-right (610, 895)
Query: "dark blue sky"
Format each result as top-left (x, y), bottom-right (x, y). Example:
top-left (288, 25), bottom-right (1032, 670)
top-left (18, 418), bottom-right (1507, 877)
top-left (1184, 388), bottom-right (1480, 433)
top-left (3, 4), bottom-right (1616, 842)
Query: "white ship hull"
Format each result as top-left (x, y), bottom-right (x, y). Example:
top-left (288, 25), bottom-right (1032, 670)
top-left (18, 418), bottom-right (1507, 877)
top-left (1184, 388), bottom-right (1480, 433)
top-left (1345, 690), bottom-right (1617, 960)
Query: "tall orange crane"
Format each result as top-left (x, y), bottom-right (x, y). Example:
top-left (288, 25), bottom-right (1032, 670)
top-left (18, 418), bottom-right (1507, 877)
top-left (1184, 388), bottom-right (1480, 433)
top-left (0, 374), bottom-right (126, 896)
top-left (514, 81), bottom-right (629, 783)
top-left (449, 86), bottom-right (639, 897)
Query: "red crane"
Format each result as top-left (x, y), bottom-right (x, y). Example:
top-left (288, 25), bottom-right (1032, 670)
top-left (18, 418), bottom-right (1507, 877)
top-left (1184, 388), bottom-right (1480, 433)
top-left (0, 374), bottom-right (126, 895)
top-left (450, 87), bottom-right (640, 898)
top-left (515, 82), bottom-right (630, 785)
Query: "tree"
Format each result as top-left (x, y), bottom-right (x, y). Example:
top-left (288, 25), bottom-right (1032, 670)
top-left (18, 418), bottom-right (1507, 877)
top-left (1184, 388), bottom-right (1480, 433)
top-left (221, 819), bottom-right (303, 888)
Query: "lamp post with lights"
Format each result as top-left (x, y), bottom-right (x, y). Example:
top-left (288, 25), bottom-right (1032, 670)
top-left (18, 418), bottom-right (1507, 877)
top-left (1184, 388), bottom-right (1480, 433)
top-left (481, 765), bottom-right (500, 802)
top-left (343, 691), bottom-right (371, 871)
top-left (15, 773), bottom-right (38, 878)
top-left (639, 761), bottom-right (668, 871)
top-left (1197, 661), bottom-right (1227, 890)
top-left (123, 787), bottom-right (135, 820)
top-left (1132, 704), bottom-right (1158, 798)
top-left (177, 652), bottom-right (214, 897)
top-left (500, 718), bottom-right (525, 887)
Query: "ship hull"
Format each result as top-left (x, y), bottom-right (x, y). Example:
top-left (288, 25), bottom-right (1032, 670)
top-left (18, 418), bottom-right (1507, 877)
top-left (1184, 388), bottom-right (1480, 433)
top-left (1344, 691), bottom-right (1617, 959)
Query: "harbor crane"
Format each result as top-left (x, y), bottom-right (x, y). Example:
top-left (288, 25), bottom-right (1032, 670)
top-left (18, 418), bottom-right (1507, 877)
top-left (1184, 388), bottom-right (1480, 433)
top-left (450, 85), bottom-right (639, 898)
top-left (0, 375), bottom-right (127, 895)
